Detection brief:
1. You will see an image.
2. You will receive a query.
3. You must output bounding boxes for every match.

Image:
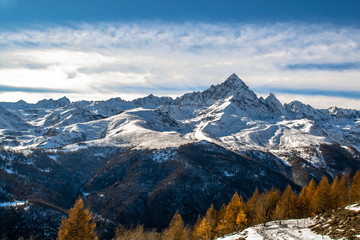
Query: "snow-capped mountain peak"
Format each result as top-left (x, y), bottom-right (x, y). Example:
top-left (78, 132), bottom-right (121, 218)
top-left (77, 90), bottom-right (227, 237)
top-left (265, 92), bottom-right (288, 116)
top-left (176, 74), bottom-right (254, 108)
top-left (222, 73), bottom-right (247, 89)
top-left (36, 96), bottom-right (71, 109)
top-left (0, 73), bottom-right (359, 179)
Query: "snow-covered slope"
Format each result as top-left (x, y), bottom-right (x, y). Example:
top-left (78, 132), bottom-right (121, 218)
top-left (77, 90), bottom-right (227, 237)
top-left (0, 74), bottom-right (359, 177)
top-left (217, 202), bottom-right (360, 240)
top-left (216, 218), bottom-right (331, 240)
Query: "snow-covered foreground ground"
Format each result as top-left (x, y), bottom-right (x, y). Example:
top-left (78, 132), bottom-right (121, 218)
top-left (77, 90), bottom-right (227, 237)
top-left (345, 203), bottom-right (360, 212)
top-left (216, 218), bottom-right (331, 240)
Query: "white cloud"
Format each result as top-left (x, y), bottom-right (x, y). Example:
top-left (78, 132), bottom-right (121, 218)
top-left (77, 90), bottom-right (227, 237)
top-left (272, 94), bottom-right (360, 110)
top-left (0, 22), bottom-right (359, 108)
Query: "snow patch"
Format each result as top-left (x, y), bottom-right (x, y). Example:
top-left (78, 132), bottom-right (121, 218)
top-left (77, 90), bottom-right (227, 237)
top-left (216, 218), bottom-right (331, 240)
top-left (224, 171), bottom-right (236, 177)
top-left (48, 155), bottom-right (58, 162)
top-left (345, 203), bottom-right (360, 212)
top-left (81, 190), bottom-right (90, 197)
top-left (39, 168), bottom-right (51, 173)
top-left (4, 168), bottom-right (14, 174)
top-left (0, 201), bottom-right (26, 208)
top-left (152, 149), bottom-right (176, 163)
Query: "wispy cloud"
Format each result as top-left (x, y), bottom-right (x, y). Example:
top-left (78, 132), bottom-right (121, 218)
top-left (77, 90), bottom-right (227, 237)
top-left (286, 62), bottom-right (360, 71)
top-left (255, 87), bottom-right (360, 99)
top-left (0, 22), bottom-right (359, 108)
top-left (0, 85), bottom-right (72, 93)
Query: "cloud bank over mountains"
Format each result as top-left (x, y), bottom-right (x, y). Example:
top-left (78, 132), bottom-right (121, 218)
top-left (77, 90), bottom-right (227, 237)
top-left (0, 22), bottom-right (359, 109)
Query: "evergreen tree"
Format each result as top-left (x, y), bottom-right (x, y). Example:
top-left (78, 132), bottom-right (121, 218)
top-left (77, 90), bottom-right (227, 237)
top-left (58, 198), bottom-right (98, 240)
top-left (311, 176), bottom-right (331, 215)
top-left (164, 211), bottom-right (188, 240)
top-left (350, 170), bottom-right (360, 203)
top-left (273, 185), bottom-right (297, 220)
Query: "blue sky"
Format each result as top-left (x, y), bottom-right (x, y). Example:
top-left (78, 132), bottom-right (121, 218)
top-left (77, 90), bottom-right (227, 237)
top-left (0, 0), bottom-right (360, 109)
top-left (1, 0), bottom-right (360, 25)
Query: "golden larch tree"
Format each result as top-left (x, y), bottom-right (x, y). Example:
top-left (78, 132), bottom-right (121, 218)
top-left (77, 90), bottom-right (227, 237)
top-left (216, 192), bottom-right (245, 235)
top-left (350, 170), bottom-right (360, 203)
top-left (192, 204), bottom-right (218, 240)
top-left (273, 185), bottom-right (297, 220)
top-left (330, 176), bottom-right (345, 209)
top-left (339, 172), bottom-right (351, 205)
top-left (255, 188), bottom-right (280, 223)
top-left (296, 185), bottom-right (309, 218)
top-left (305, 179), bottom-right (317, 215)
top-left (244, 187), bottom-right (260, 226)
top-left (191, 214), bottom-right (202, 240)
top-left (235, 209), bottom-right (247, 230)
top-left (58, 198), bottom-right (98, 240)
top-left (164, 210), bottom-right (189, 240)
top-left (311, 176), bottom-right (331, 215)
top-left (214, 203), bottom-right (227, 237)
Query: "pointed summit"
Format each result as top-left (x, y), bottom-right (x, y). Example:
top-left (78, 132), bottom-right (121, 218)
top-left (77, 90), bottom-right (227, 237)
top-left (176, 73), bottom-right (256, 107)
top-left (265, 93), bottom-right (287, 116)
top-left (265, 93), bottom-right (282, 106)
top-left (223, 73), bottom-right (247, 89)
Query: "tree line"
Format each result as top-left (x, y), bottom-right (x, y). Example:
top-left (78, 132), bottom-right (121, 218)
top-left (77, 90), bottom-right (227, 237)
top-left (57, 170), bottom-right (360, 240)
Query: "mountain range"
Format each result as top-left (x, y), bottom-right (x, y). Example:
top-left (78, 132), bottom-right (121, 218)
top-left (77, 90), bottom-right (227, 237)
top-left (0, 74), bottom-right (359, 239)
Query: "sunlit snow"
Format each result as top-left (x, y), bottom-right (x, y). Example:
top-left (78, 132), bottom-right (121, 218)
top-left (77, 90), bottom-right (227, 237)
top-left (216, 218), bottom-right (331, 240)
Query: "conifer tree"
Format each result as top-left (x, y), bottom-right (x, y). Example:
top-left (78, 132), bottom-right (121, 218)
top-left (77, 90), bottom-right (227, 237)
top-left (350, 170), bottom-right (360, 203)
top-left (256, 188), bottom-right (280, 223)
top-left (216, 192), bottom-right (245, 235)
top-left (244, 187), bottom-right (259, 226)
top-left (164, 210), bottom-right (188, 240)
top-left (305, 179), bottom-right (317, 215)
top-left (217, 203), bottom-right (226, 220)
top-left (191, 214), bottom-right (202, 240)
top-left (214, 204), bottom-right (226, 237)
top-left (192, 204), bottom-right (218, 240)
top-left (296, 185), bottom-right (310, 218)
top-left (254, 194), bottom-right (266, 225)
top-left (114, 224), bottom-right (148, 240)
top-left (330, 176), bottom-right (343, 209)
top-left (235, 209), bottom-right (247, 230)
top-left (339, 172), bottom-right (351, 205)
top-left (273, 185), bottom-right (297, 220)
top-left (311, 176), bottom-right (331, 215)
top-left (58, 198), bottom-right (98, 240)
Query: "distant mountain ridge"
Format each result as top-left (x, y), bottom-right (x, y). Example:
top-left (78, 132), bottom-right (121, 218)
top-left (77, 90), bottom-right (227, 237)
top-left (0, 74), bottom-right (359, 239)
top-left (1, 73), bottom-right (360, 181)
